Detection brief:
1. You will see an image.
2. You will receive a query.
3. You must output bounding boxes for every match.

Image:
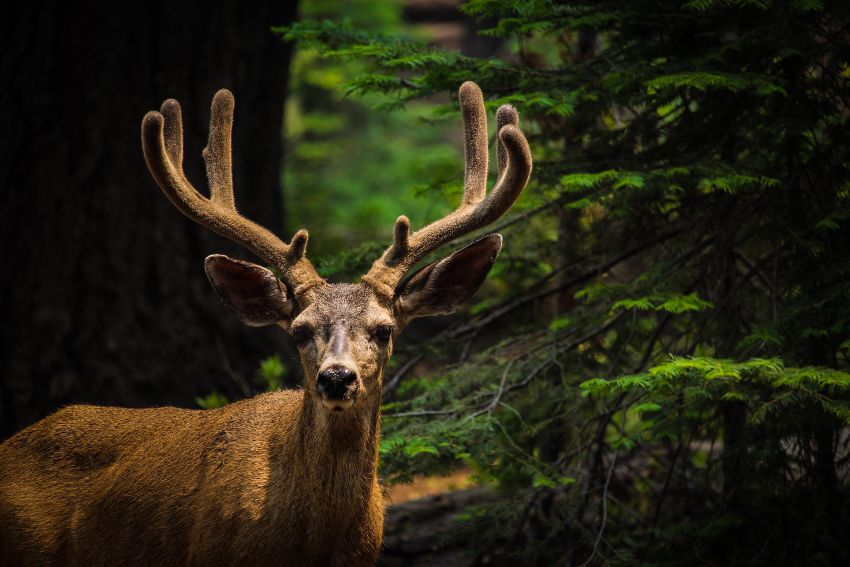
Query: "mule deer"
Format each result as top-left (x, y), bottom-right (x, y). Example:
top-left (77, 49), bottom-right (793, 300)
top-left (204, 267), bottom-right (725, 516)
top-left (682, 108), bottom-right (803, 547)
top-left (0, 81), bottom-right (531, 566)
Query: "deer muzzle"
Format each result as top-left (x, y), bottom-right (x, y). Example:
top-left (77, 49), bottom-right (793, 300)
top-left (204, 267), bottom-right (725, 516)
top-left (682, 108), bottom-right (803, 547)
top-left (317, 366), bottom-right (359, 410)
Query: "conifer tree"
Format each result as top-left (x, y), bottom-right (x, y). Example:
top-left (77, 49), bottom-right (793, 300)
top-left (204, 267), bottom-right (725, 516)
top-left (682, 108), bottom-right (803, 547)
top-left (282, 1), bottom-right (850, 563)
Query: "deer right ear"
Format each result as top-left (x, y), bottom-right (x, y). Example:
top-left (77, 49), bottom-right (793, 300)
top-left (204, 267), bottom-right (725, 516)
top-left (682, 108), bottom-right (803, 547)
top-left (204, 255), bottom-right (295, 328)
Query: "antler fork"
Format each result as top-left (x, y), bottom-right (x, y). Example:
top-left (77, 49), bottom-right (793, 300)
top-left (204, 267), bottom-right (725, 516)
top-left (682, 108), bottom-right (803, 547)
top-left (141, 90), bottom-right (325, 298)
top-left (362, 81), bottom-right (533, 298)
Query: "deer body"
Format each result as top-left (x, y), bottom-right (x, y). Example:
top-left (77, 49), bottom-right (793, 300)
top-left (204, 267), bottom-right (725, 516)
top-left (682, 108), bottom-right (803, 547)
top-left (0, 388), bottom-right (382, 566)
top-left (1, 388), bottom-right (382, 565)
top-left (0, 83), bottom-right (531, 565)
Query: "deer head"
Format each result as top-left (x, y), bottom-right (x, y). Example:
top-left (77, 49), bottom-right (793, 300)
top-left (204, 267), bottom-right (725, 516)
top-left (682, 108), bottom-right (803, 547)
top-left (141, 82), bottom-right (532, 415)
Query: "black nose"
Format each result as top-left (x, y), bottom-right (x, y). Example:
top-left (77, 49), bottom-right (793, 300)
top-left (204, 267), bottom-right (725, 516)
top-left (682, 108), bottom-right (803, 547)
top-left (317, 366), bottom-right (357, 400)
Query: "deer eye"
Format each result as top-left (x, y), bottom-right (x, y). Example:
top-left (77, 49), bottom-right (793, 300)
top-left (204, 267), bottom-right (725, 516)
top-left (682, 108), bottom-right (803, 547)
top-left (372, 325), bottom-right (394, 343)
top-left (290, 325), bottom-right (313, 346)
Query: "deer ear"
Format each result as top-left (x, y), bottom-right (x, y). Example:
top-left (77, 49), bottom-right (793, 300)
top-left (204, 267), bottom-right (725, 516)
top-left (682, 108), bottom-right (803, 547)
top-left (395, 234), bottom-right (502, 323)
top-left (204, 254), bottom-right (294, 327)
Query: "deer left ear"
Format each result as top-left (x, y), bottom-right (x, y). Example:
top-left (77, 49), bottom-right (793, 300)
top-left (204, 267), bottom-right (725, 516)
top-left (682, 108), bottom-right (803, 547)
top-left (395, 234), bottom-right (502, 323)
top-left (204, 254), bottom-right (295, 327)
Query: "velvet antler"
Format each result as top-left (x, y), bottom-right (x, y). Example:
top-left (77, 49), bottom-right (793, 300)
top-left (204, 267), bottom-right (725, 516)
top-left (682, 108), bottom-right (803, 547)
top-left (361, 81), bottom-right (533, 298)
top-left (141, 89), bottom-right (325, 299)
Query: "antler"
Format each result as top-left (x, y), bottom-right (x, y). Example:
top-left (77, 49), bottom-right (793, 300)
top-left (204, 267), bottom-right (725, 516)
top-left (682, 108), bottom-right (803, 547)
top-left (141, 89), bottom-right (325, 299)
top-left (361, 81), bottom-right (533, 298)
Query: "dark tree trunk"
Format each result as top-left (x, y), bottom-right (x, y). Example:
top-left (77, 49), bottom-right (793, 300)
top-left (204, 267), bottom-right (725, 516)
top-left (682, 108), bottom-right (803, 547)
top-left (0, 1), bottom-right (299, 438)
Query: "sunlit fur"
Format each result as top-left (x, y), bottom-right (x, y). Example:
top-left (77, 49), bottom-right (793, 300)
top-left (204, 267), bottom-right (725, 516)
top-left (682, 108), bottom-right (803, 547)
top-left (0, 394), bottom-right (383, 566)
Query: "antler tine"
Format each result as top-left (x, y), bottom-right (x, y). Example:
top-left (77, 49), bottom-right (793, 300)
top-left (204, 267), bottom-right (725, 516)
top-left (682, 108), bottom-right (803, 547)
top-left (161, 99), bottom-right (184, 169)
top-left (203, 89), bottom-right (235, 209)
top-left (496, 104), bottom-right (519, 180)
top-left (362, 82), bottom-right (532, 299)
top-left (141, 90), bottom-right (325, 299)
top-left (459, 81), bottom-right (488, 205)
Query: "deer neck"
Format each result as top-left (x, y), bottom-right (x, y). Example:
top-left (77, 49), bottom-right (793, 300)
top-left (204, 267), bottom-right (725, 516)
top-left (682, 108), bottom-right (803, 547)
top-left (277, 381), bottom-right (382, 498)
top-left (300, 389), bottom-right (381, 468)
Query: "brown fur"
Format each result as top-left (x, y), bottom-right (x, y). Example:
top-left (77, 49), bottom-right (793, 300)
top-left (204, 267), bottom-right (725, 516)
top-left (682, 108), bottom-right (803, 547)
top-left (0, 82), bottom-right (532, 566)
top-left (0, 390), bottom-right (381, 566)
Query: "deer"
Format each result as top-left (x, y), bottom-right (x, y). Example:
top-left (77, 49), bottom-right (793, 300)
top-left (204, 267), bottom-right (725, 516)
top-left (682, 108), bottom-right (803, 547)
top-left (0, 81), bottom-right (531, 566)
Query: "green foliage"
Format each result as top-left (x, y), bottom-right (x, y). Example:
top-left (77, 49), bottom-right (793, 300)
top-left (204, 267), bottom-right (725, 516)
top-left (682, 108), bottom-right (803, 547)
top-left (276, 1), bottom-right (458, 261)
top-left (581, 356), bottom-right (850, 422)
top-left (194, 390), bottom-right (229, 410)
top-left (256, 355), bottom-right (286, 391)
top-left (280, 0), bottom-right (850, 564)
top-left (196, 354), bottom-right (286, 409)
top-left (611, 292), bottom-right (714, 314)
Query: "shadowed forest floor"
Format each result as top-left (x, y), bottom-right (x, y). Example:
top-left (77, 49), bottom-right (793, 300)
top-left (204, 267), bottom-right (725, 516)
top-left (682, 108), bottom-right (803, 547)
top-left (380, 486), bottom-right (500, 566)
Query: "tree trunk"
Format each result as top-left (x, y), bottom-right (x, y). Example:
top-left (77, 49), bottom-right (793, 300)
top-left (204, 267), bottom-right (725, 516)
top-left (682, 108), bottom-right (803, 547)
top-left (0, 1), bottom-right (298, 438)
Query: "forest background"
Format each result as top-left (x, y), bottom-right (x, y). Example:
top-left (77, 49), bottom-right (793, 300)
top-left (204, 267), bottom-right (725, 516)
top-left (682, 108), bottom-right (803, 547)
top-left (2, 1), bottom-right (849, 565)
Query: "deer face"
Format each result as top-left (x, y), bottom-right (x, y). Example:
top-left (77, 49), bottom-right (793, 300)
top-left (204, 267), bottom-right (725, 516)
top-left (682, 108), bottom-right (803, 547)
top-left (289, 284), bottom-right (393, 411)
top-left (204, 233), bottom-right (504, 413)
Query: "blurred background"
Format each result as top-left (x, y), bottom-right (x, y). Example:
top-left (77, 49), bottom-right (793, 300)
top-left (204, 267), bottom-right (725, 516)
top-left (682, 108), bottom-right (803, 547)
top-left (3, 1), bottom-right (850, 564)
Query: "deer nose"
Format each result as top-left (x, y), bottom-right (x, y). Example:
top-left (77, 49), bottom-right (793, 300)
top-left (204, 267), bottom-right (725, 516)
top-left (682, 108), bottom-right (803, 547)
top-left (317, 366), bottom-right (357, 400)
